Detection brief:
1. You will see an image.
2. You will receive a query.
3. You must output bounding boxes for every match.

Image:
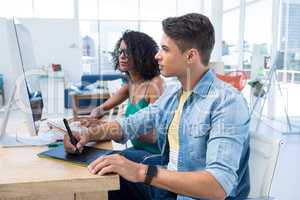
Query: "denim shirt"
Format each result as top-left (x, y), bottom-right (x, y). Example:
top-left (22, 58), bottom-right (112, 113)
top-left (116, 69), bottom-right (250, 200)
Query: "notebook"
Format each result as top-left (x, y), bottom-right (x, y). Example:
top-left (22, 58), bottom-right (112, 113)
top-left (47, 117), bottom-right (106, 133)
top-left (38, 145), bottom-right (117, 166)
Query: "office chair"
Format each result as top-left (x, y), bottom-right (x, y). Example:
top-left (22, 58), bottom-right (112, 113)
top-left (246, 132), bottom-right (283, 200)
top-left (216, 70), bottom-right (248, 91)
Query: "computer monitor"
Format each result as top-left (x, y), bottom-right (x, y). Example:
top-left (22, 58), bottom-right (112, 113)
top-left (0, 18), bottom-right (47, 146)
top-left (14, 19), bottom-right (43, 122)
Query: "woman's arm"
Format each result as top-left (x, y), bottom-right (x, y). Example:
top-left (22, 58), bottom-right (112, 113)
top-left (102, 83), bottom-right (129, 111)
top-left (90, 83), bottom-right (129, 118)
top-left (138, 76), bottom-right (164, 143)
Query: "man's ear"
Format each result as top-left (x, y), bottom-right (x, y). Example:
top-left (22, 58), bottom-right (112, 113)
top-left (186, 48), bottom-right (199, 64)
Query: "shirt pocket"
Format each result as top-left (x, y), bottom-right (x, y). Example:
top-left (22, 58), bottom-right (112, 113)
top-left (184, 123), bottom-right (210, 165)
top-left (186, 122), bottom-right (211, 138)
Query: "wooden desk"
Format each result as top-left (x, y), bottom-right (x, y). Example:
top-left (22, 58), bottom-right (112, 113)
top-left (0, 142), bottom-right (119, 200)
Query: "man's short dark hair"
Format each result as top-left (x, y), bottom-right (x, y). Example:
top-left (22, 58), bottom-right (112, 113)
top-left (162, 13), bottom-right (215, 66)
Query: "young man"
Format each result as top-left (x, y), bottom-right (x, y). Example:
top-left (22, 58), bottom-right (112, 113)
top-left (65, 13), bottom-right (250, 200)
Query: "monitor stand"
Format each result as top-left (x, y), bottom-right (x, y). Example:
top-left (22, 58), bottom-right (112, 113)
top-left (0, 135), bottom-right (25, 146)
top-left (0, 135), bottom-right (51, 147)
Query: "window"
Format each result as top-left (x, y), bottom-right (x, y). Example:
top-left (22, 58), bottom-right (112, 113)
top-left (244, 0), bottom-right (272, 79)
top-left (0, 0), bottom-right (33, 18)
top-left (78, 0), bottom-right (210, 73)
top-left (223, 0), bottom-right (240, 11)
top-left (34, 0), bottom-right (74, 19)
top-left (222, 4), bottom-right (240, 69)
top-left (280, 2), bottom-right (300, 73)
top-left (177, 0), bottom-right (203, 15)
top-left (140, 0), bottom-right (176, 20)
top-left (140, 22), bottom-right (162, 46)
top-left (99, 0), bottom-right (139, 20)
top-left (79, 0), bottom-right (98, 20)
top-left (80, 20), bottom-right (99, 74)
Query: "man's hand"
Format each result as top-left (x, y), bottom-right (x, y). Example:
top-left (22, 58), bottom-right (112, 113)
top-left (78, 117), bottom-right (106, 128)
top-left (88, 154), bottom-right (147, 183)
top-left (63, 128), bottom-right (90, 153)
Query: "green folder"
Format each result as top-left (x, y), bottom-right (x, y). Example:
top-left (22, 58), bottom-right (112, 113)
top-left (38, 145), bottom-right (117, 166)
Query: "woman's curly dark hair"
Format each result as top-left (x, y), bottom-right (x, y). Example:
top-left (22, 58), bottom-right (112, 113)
top-left (112, 30), bottom-right (160, 81)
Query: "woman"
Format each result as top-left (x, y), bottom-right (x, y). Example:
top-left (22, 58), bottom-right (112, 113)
top-left (90, 30), bottom-right (164, 163)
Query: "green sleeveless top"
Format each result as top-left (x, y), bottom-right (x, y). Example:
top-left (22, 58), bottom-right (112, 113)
top-left (125, 97), bottom-right (160, 154)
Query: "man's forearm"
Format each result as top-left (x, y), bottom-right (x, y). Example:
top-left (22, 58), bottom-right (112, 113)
top-left (87, 121), bottom-right (124, 142)
top-left (138, 166), bottom-right (226, 200)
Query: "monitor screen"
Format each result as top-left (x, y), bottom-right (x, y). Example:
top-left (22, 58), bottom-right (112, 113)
top-left (0, 18), bottom-right (38, 144)
top-left (14, 19), bottom-right (44, 125)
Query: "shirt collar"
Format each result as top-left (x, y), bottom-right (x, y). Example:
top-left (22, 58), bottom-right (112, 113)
top-left (192, 69), bottom-right (215, 96)
top-left (174, 69), bottom-right (215, 97)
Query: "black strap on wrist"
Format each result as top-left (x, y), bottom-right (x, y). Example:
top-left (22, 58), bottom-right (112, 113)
top-left (144, 165), bottom-right (158, 185)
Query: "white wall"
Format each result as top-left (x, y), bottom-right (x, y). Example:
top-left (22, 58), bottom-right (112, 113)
top-left (208, 0), bottom-right (223, 62)
top-left (0, 18), bottom-right (82, 102)
top-left (20, 18), bottom-right (82, 83)
top-left (176, 0), bottom-right (223, 62)
top-left (177, 0), bottom-right (204, 15)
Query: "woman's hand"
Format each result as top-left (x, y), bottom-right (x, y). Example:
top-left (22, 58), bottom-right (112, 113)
top-left (90, 106), bottom-right (107, 118)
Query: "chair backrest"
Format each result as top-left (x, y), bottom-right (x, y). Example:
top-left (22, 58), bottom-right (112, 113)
top-left (248, 132), bottom-right (283, 198)
top-left (216, 70), bottom-right (248, 91)
top-left (81, 73), bottom-right (126, 87)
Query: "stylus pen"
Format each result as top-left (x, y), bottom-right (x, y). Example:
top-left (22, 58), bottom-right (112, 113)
top-left (63, 118), bottom-right (79, 153)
